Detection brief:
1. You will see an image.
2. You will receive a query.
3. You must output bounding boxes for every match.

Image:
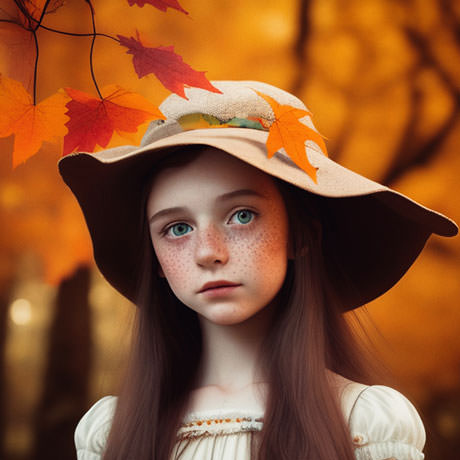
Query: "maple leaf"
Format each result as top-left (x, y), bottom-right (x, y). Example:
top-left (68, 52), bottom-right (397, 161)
top-left (127, 0), bottom-right (188, 15)
top-left (63, 85), bottom-right (165, 155)
top-left (255, 91), bottom-right (328, 183)
top-left (118, 34), bottom-right (221, 99)
top-left (0, 74), bottom-right (68, 168)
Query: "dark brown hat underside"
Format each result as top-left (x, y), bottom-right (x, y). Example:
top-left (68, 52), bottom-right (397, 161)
top-left (59, 151), bottom-right (437, 310)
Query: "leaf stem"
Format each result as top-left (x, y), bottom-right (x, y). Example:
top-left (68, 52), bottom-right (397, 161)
top-left (37, 0), bottom-right (53, 30)
top-left (31, 0), bottom-right (52, 104)
top-left (32, 29), bottom-right (39, 104)
top-left (36, 23), bottom-right (119, 42)
top-left (85, 0), bottom-right (103, 99)
top-left (0, 11), bottom-right (119, 42)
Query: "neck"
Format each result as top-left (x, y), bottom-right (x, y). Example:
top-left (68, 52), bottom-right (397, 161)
top-left (196, 302), bottom-right (276, 392)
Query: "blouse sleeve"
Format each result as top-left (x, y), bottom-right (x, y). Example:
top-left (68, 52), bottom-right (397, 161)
top-left (75, 395), bottom-right (117, 460)
top-left (348, 385), bottom-right (425, 460)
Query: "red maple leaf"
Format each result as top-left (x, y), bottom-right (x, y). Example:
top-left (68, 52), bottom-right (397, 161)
top-left (63, 85), bottom-right (165, 155)
top-left (118, 34), bottom-right (221, 99)
top-left (127, 0), bottom-right (188, 14)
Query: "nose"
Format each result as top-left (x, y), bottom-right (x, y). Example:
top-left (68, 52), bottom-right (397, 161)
top-left (195, 224), bottom-right (229, 267)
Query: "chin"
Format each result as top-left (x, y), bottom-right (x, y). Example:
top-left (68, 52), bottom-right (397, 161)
top-left (201, 305), bottom-right (255, 326)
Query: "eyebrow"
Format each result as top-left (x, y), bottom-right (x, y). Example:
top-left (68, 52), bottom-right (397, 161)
top-left (148, 189), bottom-right (267, 224)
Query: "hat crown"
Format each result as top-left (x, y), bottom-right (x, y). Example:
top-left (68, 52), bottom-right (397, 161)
top-left (140, 80), bottom-right (320, 147)
top-left (162, 80), bottom-right (306, 119)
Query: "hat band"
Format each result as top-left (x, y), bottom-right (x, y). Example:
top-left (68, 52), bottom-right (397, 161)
top-left (177, 113), bottom-right (272, 133)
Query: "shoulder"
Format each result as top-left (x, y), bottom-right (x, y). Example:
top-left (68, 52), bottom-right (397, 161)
top-left (346, 383), bottom-right (425, 459)
top-left (75, 395), bottom-right (118, 458)
top-left (329, 373), bottom-right (425, 458)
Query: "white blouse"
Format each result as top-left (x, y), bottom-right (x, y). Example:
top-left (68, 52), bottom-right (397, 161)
top-left (75, 385), bottom-right (425, 460)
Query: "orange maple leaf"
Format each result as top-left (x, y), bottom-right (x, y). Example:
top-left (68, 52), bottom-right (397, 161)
top-left (0, 74), bottom-right (68, 168)
top-left (255, 91), bottom-right (328, 183)
top-left (63, 85), bottom-right (165, 155)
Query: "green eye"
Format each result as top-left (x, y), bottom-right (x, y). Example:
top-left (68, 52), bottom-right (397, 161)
top-left (234, 210), bottom-right (254, 224)
top-left (169, 223), bottom-right (192, 237)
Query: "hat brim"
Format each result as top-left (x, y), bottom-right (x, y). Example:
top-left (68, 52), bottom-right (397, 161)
top-left (58, 127), bottom-right (458, 310)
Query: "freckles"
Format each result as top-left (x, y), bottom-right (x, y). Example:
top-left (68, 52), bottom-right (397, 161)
top-left (253, 231), bottom-right (283, 264)
top-left (227, 226), bottom-right (287, 278)
top-left (256, 215), bottom-right (288, 252)
top-left (155, 244), bottom-right (192, 283)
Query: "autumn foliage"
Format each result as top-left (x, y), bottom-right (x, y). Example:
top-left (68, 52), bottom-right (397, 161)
top-left (118, 35), bottom-right (221, 98)
top-left (256, 91), bottom-right (327, 182)
top-left (0, 0), bottom-right (211, 165)
top-left (127, 0), bottom-right (189, 15)
top-left (0, 75), bottom-right (68, 167)
top-left (63, 86), bottom-right (164, 154)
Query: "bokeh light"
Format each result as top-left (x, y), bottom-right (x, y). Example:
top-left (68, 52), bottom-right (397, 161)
top-left (9, 299), bottom-right (32, 326)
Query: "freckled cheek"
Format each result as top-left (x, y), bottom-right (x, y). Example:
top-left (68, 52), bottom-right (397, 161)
top-left (253, 230), bottom-right (287, 268)
top-left (153, 242), bottom-right (194, 286)
top-left (228, 221), bottom-right (288, 271)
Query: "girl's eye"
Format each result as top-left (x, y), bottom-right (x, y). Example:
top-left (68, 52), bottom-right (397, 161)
top-left (166, 223), bottom-right (192, 237)
top-left (230, 209), bottom-right (255, 225)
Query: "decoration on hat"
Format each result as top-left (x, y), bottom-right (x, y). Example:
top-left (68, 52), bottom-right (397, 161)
top-left (255, 91), bottom-right (328, 183)
top-left (177, 113), bottom-right (268, 132)
top-left (174, 90), bottom-right (328, 184)
top-left (0, 0), bottom-right (218, 167)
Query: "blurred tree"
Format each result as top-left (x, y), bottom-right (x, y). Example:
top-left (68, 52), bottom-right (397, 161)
top-left (31, 265), bottom-right (91, 460)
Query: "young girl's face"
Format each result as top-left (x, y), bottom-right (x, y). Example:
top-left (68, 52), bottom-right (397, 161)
top-left (146, 147), bottom-right (289, 326)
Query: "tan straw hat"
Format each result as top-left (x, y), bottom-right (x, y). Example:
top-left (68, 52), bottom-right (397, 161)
top-left (58, 81), bottom-right (458, 310)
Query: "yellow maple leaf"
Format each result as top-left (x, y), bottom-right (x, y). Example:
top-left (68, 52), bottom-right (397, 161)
top-left (0, 74), bottom-right (68, 168)
top-left (255, 91), bottom-right (328, 183)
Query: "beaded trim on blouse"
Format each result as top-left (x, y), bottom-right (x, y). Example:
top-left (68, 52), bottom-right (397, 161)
top-left (178, 410), bottom-right (264, 440)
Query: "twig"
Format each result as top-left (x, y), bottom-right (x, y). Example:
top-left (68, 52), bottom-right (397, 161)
top-left (32, 0), bottom-right (52, 103)
top-left (32, 29), bottom-right (39, 104)
top-left (37, 23), bottom-right (119, 42)
top-left (85, 0), bottom-right (103, 99)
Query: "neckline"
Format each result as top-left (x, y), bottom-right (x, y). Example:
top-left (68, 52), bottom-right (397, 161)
top-left (183, 408), bottom-right (264, 424)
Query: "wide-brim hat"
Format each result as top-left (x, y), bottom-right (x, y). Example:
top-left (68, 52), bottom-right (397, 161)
top-left (58, 81), bottom-right (457, 311)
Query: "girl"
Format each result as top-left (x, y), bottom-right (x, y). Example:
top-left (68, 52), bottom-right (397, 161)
top-left (59, 81), bottom-right (457, 460)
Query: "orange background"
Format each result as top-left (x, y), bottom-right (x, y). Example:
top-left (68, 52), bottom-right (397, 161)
top-left (0, 0), bottom-right (459, 458)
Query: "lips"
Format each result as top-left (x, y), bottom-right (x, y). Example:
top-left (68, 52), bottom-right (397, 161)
top-left (198, 280), bottom-right (241, 293)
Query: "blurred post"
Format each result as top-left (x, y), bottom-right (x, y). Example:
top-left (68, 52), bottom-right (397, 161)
top-left (31, 265), bottom-right (92, 460)
top-left (0, 276), bottom-right (14, 459)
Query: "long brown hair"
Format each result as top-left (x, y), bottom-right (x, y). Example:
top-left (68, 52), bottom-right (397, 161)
top-left (103, 147), bottom-right (376, 459)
